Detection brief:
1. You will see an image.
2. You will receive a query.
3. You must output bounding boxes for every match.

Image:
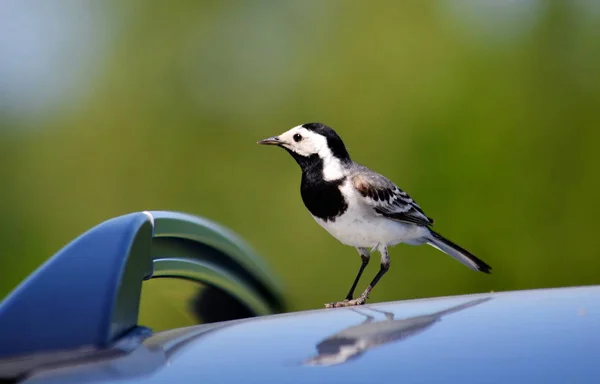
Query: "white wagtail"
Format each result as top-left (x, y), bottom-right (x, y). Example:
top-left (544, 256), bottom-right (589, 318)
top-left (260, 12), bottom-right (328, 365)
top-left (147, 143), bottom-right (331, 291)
top-left (258, 122), bottom-right (491, 308)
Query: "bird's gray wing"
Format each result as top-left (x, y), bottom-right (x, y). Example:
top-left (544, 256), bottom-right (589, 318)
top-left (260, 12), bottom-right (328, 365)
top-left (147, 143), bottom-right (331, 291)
top-left (351, 167), bottom-right (434, 227)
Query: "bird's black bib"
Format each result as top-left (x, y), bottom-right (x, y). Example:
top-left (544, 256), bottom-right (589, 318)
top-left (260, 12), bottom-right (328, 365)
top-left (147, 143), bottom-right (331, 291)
top-left (299, 162), bottom-right (348, 223)
top-left (284, 149), bottom-right (349, 222)
top-left (300, 176), bottom-right (348, 222)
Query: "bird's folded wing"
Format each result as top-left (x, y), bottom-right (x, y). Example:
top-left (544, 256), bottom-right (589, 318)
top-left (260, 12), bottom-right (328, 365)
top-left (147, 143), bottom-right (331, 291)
top-left (351, 172), bottom-right (434, 227)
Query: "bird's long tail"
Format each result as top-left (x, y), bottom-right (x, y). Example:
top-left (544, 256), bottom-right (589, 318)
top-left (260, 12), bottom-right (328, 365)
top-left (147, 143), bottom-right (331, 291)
top-left (426, 230), bottom-right (492, 274)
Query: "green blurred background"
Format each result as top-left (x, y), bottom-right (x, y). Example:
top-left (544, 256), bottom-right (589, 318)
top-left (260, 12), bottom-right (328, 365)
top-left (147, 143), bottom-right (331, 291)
top-left (1, 1), bottom-right (599, 328)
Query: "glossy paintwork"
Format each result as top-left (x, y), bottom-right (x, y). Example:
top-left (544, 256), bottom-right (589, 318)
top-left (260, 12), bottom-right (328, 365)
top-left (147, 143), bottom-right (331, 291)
top-left (25, 286), bottom-right (600, 384)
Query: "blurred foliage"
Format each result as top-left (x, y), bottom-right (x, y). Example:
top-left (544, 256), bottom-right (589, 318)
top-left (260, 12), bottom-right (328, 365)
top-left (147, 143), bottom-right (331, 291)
top-left (1, 1), bottom-right (599, 327)
top-left (139, 278), bottom-right (201, 331)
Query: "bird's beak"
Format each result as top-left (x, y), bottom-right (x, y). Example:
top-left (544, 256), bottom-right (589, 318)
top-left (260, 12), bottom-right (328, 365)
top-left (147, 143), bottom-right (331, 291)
top-left (257, 136), bottom-right (282, 146)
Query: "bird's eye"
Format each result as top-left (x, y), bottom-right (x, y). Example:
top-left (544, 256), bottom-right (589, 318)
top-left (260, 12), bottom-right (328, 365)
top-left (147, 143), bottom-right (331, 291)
top-left (293, 133), bottom-right (303, 142)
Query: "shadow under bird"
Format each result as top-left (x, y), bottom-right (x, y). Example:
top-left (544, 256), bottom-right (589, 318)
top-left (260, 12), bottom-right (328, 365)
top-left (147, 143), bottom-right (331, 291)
top-left (304, 297), bottom-right (491, 366)
top-left (258, 123), bottom-right (491, 308)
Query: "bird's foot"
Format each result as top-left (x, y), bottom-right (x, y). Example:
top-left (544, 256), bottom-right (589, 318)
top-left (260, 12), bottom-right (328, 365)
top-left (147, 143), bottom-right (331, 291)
top-left (325, 296), bottom-right (367, 308)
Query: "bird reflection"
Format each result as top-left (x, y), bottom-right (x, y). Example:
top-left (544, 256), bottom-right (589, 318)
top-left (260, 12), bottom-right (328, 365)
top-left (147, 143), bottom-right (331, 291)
top-left (304, 297), bottom-right (491, 366)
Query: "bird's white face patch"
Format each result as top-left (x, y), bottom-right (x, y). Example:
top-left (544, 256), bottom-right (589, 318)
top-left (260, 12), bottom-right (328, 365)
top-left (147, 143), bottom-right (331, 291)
top-left (276, 125), bottom-right (344, 180)
top-left (277, 126), bottom-right (328, 157)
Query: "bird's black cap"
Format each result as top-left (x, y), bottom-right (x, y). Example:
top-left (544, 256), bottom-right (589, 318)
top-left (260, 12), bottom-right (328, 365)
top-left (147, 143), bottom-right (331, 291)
top-left (301, 122), bottom-right (351, 162)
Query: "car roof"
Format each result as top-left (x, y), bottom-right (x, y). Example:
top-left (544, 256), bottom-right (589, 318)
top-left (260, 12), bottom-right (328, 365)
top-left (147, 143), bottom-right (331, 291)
top-left (23, 285), bottom-right (600, 384)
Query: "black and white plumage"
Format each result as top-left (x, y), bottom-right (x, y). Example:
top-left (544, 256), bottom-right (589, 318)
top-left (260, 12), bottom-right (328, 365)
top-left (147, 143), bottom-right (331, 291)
top-left (258, 122), bottom-right (491, 308)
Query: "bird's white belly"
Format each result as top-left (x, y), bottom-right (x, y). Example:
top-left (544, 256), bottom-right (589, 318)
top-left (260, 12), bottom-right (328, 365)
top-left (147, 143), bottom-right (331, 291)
top-left (314, 203), bottom-right (424, 249)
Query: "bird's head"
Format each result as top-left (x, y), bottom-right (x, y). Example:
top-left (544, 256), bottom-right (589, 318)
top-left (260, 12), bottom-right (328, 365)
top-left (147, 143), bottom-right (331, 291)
top-left (258, 123), bottom-right (351, 171)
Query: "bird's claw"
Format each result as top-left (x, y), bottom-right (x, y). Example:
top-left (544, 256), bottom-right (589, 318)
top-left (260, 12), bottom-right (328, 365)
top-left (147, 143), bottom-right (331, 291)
top-left (325, 297), bottom-right (367, 308)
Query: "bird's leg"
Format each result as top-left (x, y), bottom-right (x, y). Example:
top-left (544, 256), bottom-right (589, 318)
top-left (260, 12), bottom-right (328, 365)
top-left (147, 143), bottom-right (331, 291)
top-left (346, 248), bottom-right (370, 300)
top-left (326, 247), bottom-right (390, 308)
top-left (351, 247), bottom-right (391, 306)
top-left (325, 248), bottom-right (370, 308)
top-left (354, 250), bottom-right (391, 305)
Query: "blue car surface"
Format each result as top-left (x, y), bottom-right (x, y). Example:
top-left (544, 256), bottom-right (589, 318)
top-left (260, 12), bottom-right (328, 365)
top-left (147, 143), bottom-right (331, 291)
top-left (0, 211), bottom-right (598, 383)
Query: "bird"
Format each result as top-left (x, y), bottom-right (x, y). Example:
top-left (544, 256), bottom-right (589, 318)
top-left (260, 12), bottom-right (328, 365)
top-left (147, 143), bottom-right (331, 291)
top-left (257, 122), bottom-right (491, 308)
